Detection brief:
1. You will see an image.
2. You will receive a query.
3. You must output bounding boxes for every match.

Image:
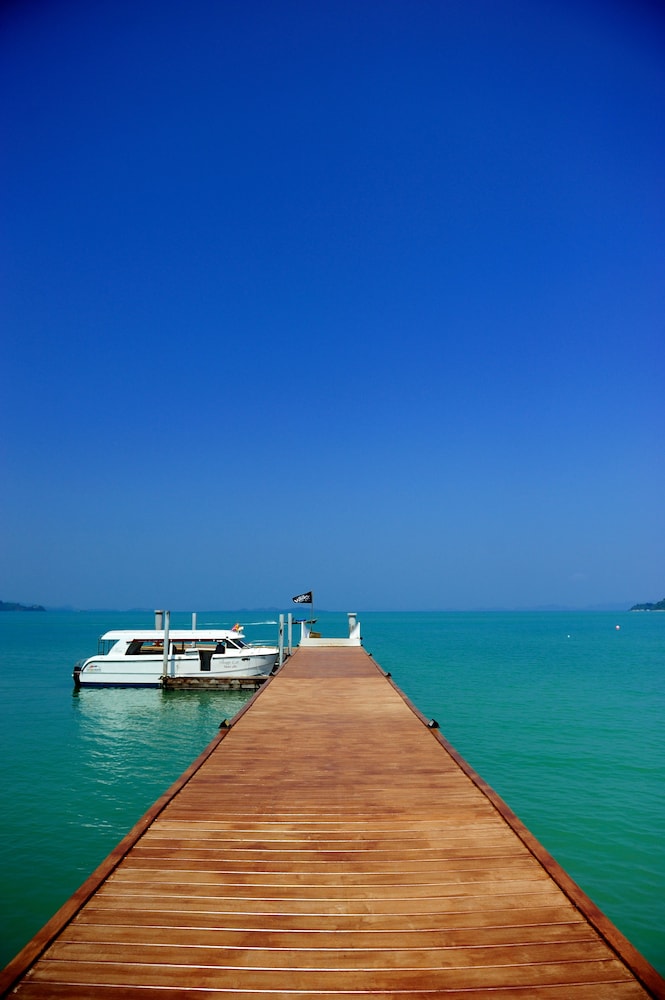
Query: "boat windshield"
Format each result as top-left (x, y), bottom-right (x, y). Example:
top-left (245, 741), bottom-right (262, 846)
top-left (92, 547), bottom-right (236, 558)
top-left (98, 637), bottom-right (121, 656)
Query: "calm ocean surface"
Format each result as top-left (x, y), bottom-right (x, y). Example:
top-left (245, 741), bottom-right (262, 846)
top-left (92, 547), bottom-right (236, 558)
top-left (0, 609), bottom-right (663, 974)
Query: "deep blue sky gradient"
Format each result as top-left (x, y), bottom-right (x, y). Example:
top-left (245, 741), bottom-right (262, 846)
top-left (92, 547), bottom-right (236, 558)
top-left (1, 0), bottom-right (663, 610)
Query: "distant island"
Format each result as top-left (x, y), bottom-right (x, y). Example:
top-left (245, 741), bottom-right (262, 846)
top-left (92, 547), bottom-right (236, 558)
top-left (630, 598), bottom-right (665, 611)
top-left (0, 601), bottom-right (46, 612)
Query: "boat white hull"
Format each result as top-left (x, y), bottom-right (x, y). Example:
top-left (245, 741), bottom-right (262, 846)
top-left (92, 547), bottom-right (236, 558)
top-left (76, 650), bottom-right (277, 687)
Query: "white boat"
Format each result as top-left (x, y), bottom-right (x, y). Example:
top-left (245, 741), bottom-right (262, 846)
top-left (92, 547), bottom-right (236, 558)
top-left (74, 625), bottom-right (278, 687)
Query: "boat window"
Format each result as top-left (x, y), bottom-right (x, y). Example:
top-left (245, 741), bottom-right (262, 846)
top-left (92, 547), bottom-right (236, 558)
top-left (98, 638), bottom-right (119, 656)
top-left (126, 640), bottom-right (164, 655)
top-left (226, 638), bottom-right (246, 649)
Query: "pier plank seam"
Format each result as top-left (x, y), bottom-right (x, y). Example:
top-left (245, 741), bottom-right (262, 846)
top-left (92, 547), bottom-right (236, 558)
top-left (1, 645), bottom-right (664, 999)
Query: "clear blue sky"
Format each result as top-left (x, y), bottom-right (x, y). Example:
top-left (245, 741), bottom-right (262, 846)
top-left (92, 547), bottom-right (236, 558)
top-left (1, 0), bottom-right (663, 611)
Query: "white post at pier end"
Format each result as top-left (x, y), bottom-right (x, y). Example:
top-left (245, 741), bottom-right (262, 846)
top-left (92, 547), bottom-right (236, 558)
top-left (348, 613), bottom-right (360, 641)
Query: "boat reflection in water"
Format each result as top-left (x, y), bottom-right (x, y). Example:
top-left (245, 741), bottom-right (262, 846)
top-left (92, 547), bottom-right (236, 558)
top-left (70, 684), bottom-right (253, 835)
top-left (68, 612), bottom-right (275, 839)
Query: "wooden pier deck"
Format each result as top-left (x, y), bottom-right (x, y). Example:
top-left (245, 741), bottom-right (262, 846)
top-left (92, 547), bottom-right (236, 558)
top-left (2, 645), bottom-right (664, 998)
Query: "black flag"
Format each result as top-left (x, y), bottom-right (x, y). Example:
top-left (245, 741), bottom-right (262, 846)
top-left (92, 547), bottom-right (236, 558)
top-left (292, 591), bottom-right (313, 604)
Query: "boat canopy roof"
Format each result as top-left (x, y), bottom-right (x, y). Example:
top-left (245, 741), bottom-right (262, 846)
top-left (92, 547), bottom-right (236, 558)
top-left (100, 629), bottom-right (243, 641)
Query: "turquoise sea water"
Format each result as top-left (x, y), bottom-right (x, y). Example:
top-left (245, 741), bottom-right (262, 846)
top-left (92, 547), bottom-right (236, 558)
top-left (0, 609), bottom-right (663, 975)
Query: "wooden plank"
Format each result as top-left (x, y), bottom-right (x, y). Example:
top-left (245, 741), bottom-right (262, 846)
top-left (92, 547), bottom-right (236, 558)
top-left (95, 878), bottom-right (565, 901)
top-left (64, 887), bottom-right (568, 916)
top-left (61, 921), bottom-right (596, 948)
top-left (72, 900), bottom-right (585, 930)
top-left (10, 983), bottom-right (653, 1000)
top-left (118, 855), bottom-right (536, 874)
top-left (109, 862), bottom-right (545, 884)
top-left (21, 957), bottom-right (641, 990)
top-left (46, 938), bottom-right (615, 967)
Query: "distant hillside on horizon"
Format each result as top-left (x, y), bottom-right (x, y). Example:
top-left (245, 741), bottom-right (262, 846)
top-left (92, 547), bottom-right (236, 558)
top-left (0, 601), bottom-right (45, 612)
top-left (630, 598), bottom-right (665, 611)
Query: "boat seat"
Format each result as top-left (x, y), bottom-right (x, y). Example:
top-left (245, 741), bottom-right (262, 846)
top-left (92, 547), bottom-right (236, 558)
top-left (199, 649), bottom-right (214, 671)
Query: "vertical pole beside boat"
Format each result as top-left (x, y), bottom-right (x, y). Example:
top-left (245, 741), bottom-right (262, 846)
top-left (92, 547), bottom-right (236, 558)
top-left (278, 614), bottom-right (285, 666)
top-left (161, 610), bottom-right (170, 681)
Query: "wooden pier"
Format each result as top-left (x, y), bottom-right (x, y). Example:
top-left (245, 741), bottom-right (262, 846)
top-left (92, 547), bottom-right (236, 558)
top-left (161, 674), bottom-right (268, 691)
top-left (2, 645), bottom-right (664, 998)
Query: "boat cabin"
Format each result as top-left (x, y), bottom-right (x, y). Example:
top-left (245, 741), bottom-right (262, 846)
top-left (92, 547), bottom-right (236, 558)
top-left (96, 629), bottom-right (249, 658)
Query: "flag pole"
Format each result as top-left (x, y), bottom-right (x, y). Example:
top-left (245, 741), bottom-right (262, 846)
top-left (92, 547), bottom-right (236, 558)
top-left (292, 591), bottom-right (314, 637)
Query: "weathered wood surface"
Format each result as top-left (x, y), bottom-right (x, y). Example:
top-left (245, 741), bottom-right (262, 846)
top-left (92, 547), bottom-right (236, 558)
top-left (2, 646), bottom-right (664, 998)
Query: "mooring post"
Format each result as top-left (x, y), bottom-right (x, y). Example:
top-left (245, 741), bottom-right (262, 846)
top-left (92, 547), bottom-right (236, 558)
top-left (278, 614), bottom-right (285, 666)
top-left (287, 612), bottom-right (293, 655)
top-left (162, 610), bottom-right (170, 679)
